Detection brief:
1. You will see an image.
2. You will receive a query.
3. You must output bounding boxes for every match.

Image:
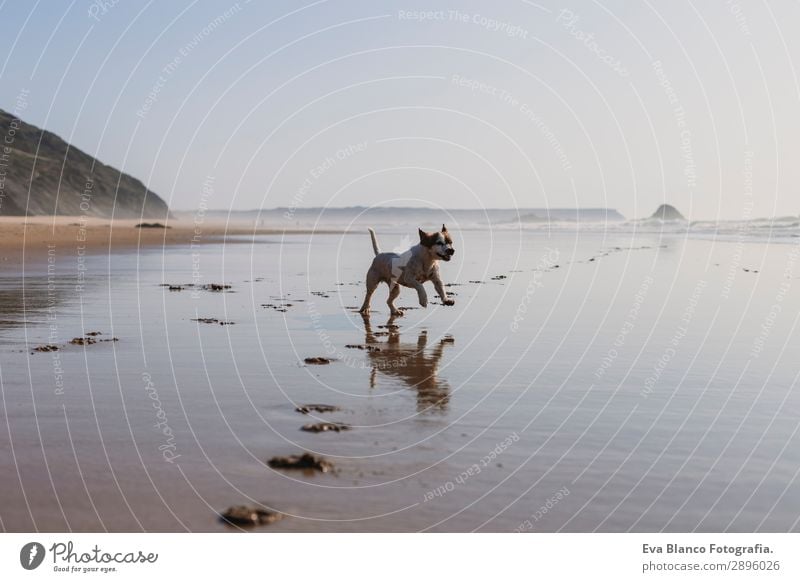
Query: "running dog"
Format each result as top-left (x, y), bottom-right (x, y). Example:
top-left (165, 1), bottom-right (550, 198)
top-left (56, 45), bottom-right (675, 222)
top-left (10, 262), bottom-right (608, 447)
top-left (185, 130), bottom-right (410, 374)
top-left (359, 225), bottom-right (455, 316)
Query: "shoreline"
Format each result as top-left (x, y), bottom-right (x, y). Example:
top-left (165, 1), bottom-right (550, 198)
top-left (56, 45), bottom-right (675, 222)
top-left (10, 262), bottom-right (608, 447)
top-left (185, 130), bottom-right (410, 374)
top-left (3, 216), bottom-right (792, 268)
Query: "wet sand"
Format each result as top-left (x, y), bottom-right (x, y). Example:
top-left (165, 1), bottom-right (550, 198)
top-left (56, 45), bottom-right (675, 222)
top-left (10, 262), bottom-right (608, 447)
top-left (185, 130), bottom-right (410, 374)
top-left (1, 228), bottom-right (799, 532)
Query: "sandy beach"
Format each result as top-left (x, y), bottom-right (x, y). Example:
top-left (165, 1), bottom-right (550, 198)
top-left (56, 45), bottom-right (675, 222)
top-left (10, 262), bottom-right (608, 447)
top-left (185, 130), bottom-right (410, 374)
top-left (0, 216), bottom-right (343, 266)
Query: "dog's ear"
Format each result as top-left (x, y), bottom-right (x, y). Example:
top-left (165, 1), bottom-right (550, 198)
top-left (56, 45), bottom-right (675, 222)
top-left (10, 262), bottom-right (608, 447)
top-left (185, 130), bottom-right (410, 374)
top-left (441, 224), bottom-right (447, 233)
top-left (418, 228), bottom-right (435, 247)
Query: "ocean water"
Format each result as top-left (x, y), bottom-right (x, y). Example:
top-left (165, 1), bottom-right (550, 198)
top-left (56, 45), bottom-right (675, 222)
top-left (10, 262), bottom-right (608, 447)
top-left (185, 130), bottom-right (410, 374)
top-left (195, 206), bottom-right (800, 245)
top-left (1, 226), bottom-right (799, 532)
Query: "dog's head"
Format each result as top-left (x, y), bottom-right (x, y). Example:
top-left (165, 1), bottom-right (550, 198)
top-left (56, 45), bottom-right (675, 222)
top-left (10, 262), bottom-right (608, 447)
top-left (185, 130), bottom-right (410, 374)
top-left (418, 224), bottom-right (455, 262)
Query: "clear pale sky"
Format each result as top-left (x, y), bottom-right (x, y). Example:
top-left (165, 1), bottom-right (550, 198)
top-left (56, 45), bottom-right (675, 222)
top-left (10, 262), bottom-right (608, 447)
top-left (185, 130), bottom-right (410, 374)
top-left (1, 0), bottom-right (798, 219)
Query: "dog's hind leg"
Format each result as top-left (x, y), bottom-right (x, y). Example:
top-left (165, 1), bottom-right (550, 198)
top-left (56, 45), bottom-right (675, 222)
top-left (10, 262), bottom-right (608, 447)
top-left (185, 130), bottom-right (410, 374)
top-left (359, 269), bottom-right (380, 315)
top-left (387, 283), bottom-right (403, 316)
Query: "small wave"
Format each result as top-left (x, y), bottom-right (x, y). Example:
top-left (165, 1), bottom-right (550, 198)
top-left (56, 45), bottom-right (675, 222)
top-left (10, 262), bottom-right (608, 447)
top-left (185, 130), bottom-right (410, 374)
top-left (500, 217), bottom-right (800, 243)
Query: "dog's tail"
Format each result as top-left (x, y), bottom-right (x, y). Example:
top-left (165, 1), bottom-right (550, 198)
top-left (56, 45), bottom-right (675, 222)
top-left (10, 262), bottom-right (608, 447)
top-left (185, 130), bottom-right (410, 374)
top-left (368, 228), bottom-right (380, 256)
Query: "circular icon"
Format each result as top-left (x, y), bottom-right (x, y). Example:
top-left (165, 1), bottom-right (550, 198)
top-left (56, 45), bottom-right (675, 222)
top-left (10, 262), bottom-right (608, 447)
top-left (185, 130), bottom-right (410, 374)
top-left (20, 542), bottom-right (45, 570)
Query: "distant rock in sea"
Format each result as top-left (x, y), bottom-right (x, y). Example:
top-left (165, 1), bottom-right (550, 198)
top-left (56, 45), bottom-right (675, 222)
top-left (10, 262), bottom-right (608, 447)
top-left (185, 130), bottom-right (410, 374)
top-left (0, 109), bottom-right (170, 218)
top-left (650, 204), bottom-right (685, 220)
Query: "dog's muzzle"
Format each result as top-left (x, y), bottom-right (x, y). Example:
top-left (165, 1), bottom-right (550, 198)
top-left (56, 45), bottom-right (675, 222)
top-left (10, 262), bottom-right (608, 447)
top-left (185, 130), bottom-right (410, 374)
top-left (439, 248), bottom-right (455, 261)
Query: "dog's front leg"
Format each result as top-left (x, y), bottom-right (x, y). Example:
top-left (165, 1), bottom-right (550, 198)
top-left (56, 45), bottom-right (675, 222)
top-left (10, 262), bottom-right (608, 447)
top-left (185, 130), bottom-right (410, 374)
top-left (412, 282), bottom-right (428, 308)
top-left (431, 272), bottom-right (455, 306)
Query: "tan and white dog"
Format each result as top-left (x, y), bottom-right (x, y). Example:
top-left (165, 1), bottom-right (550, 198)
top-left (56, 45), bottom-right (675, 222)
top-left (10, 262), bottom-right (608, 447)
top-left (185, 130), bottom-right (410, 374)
top-left (359, 225), bottom-right (456, 316)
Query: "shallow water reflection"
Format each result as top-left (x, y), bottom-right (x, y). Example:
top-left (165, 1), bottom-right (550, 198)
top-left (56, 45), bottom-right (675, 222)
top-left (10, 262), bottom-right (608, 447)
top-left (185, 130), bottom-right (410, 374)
top-left (363, 315), bottom-right (452, 413)
top-left (0, 277), bottom-right (69, 336)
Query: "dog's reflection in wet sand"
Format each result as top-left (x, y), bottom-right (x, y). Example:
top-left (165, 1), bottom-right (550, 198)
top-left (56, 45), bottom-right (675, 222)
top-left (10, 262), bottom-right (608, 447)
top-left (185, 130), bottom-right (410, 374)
top-left (362, 315), bottom-right (453, 413)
